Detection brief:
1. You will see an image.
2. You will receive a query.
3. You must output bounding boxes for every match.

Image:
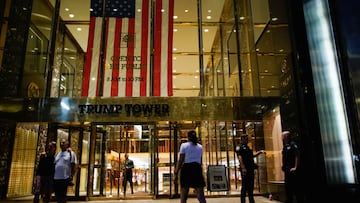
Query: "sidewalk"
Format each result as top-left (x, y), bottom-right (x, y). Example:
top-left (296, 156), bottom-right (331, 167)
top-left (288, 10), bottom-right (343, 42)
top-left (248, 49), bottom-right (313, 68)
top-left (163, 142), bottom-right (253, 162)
top-left (1, 196), bottom-right (282, 203)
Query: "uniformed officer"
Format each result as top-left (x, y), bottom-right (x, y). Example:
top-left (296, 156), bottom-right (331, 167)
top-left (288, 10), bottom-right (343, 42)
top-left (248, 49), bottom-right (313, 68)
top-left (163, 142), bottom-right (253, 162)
top-left (282, 131), bottom-right (301, 203)
top-left (235, 134), bottom-right (265, 203)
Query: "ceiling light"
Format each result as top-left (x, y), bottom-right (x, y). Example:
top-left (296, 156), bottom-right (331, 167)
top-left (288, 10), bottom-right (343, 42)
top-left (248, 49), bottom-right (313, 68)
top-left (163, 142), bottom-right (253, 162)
top-left (173, 70), bottom-right (177, 73)
top-left (76, 27), bottom-right (82, 31)
top-left (173, 15), bottom-right (178, 19)
top-left (271, 17), bottom-right (278, 21)
top-left (173, 48), bottom-right (177, 51)
top-left (195, 76), bottom-right (198, 79)
top-left (69, 14), bottom-right (75, 18)
top-left (208, 10), bottom-right (212, 13)
top-left (206, 16), bottom-right (212, 20)
top-left (185, 9), bottom-right (189, 13)
top-left (239, 16), bottom-right (245, 20)
top-left (204, 29), bottom-right (209, 32)
top-left (192, 85), bottom-right (196, 88)
top-left (65, 8), bottom-right (69, 12)
top-left (137, 9), bottom-right (141, 12)
top-left (173, 28), bottom-right (178, 32)
top-left (173, 57), bottom-right (177, 60)
top-left (161, 9), bottom-right (165, 12)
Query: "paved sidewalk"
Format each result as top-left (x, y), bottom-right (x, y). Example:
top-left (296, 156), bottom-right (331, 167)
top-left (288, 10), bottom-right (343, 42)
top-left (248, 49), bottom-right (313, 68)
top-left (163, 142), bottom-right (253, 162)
top-left (1, 196), bottom-right (281, 203)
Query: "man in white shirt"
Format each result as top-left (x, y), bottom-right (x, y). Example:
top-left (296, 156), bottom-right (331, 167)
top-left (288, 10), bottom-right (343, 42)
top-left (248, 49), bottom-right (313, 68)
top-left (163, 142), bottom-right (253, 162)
top-left (54, 139), bottom-right (77, 203)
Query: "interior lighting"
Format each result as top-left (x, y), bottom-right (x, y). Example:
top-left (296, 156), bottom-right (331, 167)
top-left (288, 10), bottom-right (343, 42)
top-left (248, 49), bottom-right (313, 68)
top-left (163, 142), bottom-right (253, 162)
top-left (69, 14), bottom-right (75, 18)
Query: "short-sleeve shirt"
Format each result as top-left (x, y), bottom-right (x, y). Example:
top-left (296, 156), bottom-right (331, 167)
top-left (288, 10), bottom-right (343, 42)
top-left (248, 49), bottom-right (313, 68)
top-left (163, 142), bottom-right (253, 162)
top-left (54, 150), bottom-right (77, 180)
top-left (235, 144), bottom-right (256, 171)
top-left (282, 142), bottom-right (299, 173)
top-left (179, 141), bottom-right (203, 164)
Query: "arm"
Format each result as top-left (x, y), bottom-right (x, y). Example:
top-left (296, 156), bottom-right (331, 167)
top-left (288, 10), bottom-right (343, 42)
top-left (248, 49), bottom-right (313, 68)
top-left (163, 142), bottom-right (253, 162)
top-left (254, 150), bottom-right (266, 157)
top-left (290, 150), bottom-right (300, 173)
top-left (174, 153), bottom-right (185, 182)
top-left (237, 154), bottom-right (247, 175)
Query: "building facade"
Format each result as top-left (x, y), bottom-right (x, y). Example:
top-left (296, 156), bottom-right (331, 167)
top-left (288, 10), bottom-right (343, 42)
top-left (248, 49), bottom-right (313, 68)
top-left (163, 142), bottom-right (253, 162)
top-left (0, 0), bottom-right (359, 202)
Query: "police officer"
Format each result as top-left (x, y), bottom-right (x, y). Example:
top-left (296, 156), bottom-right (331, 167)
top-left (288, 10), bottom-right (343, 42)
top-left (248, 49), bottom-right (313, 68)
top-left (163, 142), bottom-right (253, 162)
top-left (235, 134), bottom-right (265, 203)
top-left (282, 131), bottom-right (301, 203)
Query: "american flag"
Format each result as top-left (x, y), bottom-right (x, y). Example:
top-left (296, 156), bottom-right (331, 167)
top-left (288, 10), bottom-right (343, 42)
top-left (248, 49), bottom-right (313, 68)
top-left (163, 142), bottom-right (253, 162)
top-left (82, 0), bottom-right (174, 97)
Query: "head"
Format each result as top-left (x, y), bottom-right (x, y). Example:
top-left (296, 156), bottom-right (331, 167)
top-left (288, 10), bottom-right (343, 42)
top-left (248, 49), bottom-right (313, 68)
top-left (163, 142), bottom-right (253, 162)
top-left (60, 139), bottom-right (69, 151)
top-left (188, 130), bottom-right (198, 145)
top-left (124, 153), bottom-right (129, 160)
top-left (240, 134), bottom-right (249, 144)
top-left (47, 141), bottom-right (56, 155)
top-left (282, 131), bottom-right (291, 145)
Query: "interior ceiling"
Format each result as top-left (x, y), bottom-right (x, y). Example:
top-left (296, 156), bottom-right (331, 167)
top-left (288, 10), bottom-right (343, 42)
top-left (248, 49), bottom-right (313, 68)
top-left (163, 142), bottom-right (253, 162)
top-left (46, 0), bottom-right (280, 97)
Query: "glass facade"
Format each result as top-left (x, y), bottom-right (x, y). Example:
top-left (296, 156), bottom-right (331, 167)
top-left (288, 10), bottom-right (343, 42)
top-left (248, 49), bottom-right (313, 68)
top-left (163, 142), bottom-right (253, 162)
top-left (0, 0), bottom-right (359, 202)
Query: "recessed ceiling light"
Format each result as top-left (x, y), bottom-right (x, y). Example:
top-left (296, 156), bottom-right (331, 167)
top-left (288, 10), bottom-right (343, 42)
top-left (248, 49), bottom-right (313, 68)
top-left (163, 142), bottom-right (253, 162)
top-left (185, 9), bottom-right (189, 13)
top-left (173, 28), bottom-right (178, 32)
top-left (239, 16), bottom-right (245, 20)
top-left (76, 27), bottom-right (82, 31)
top-left (208, 10), bottom-right (212, 13)
top-left (65, 8), bottom-right (69, 12)
top-left (173, 16), bottom-right (178, 19)
top-left (173, 48), bottom-right (177, 51)
top-left (69, 14), bottom-right (75, 18)
top-left (271, 17), bottom-right (278, 21)
top-left (206, 16), bottom-right (212, 19)
top-left (204, 29), bottom-right (209, 32)
top-left (137, 9), bottom-right (141, 12)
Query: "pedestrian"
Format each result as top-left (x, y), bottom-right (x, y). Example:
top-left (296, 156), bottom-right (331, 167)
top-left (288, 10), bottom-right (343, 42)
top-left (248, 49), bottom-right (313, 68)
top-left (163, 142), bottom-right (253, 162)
top-left (122, 153), bottom-right (134, 194)
top-left (235, 134), bottom-right (265, 203)
top-left (33, 141), bottom-right (56, 203)
top-left (282, 131), bottom-right (301, 203)
top-left (53, 139), bottom-right (77, 203)
top-left (174, 130), bottom-right (206, 203)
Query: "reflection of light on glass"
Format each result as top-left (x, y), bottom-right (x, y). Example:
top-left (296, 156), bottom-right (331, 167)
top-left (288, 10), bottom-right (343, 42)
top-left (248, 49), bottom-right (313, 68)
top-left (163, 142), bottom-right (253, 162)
top-left (134, 125), bottom-right (142, 139)
top-left (61, 101), bottom-right (70, 111)
top-left (304, 0), bottom-right (355, 184)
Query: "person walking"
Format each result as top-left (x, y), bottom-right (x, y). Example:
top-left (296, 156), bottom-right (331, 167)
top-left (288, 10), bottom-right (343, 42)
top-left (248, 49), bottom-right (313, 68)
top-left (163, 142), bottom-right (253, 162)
top-left (33, 141), bottom-right (56, 203)
top-left (122, 153), bottom-right (134, 194)
top-left (282, 131), bottom-right (301, 203)
top-left (174, 130), bottom-right (206, 203)
top-left (235, 134), bottom-right (265, 203)
top-left (53, 139), bottom-right (77, 203)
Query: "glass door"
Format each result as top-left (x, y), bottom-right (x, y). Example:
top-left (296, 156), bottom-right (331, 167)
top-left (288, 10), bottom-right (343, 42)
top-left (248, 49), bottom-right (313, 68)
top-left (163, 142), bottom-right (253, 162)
top-left (102, 124), bottom-right (154, 198)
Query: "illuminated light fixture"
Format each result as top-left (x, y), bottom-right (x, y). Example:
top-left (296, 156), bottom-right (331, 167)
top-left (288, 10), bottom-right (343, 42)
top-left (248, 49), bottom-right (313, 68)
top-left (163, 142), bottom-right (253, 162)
top-left (173, 57), bottom-right (177, 60)
top-left (239, 16), bottom-right (245, 20)
top-left (206, 16), bottom-right (212, 20)
top-left (69, 14), bottom-right (75, 18)
top-left (185, 9), bottom-right (189, 13)
top-left (173, 15), bottom-right (178, 19)
top-left (137, 9), bottom-right (141, 12)
top-left (204, 29), bottom-right (209, 32)
top-left (194, 76), bottom-right (198, 79)
top-left (271, 17), bottom-right (278, 21)
top-left (65, 8), bottom-right (69, 11)
top-left (113, 9), bottom-right (118, 12)
top-left (304, 0), bottom-right (355, 184)
top-left (173, 28), bottom-right (178, 32)
top-left (192, 85), bottom-right (196, 88)
top-left (173, 48), bottom-right (177, 51)
top-left (76, 27), bottom-right (82, 31)
top-left (208, 10), bottom-right (212, 13)
top-left (161, 9), bottom-right (165, 12)
top-left (256, 48), bottom-right (260, 52)
top-left (91, 77), bottom-right (96, 81)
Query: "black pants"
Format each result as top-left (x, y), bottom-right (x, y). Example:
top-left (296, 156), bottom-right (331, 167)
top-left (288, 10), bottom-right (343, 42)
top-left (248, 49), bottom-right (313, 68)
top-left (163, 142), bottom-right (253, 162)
top-left (54, 179), bottom-right (68, 203)
top-left (123, 177), bottom-right (133, 194)
top-left (241, 172), bottom-right (255, 203)
top-left (285, 172), bottom-right (302, 203)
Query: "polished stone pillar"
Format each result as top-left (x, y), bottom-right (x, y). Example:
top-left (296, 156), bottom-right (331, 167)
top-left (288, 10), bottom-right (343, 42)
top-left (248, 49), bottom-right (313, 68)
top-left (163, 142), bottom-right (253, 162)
top-left (0, 0), bottom-right (33, 97)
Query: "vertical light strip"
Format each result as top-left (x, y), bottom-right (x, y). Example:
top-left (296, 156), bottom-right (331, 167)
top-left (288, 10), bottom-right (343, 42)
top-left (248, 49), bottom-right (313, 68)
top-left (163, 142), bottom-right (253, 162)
top-left (303, 0), bottom-right (355, 184)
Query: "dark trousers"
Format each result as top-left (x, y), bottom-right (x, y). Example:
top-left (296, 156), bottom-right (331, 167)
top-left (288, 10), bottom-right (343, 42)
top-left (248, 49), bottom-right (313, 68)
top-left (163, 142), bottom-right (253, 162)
top-left (54, 179), bottom-right (68, 203)
top-left (285, 172), bottom-right (302, 203)
top-left (241, 172), bottom-right (255, 203)
top-left (123, 177), bottom-right (133, 194)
